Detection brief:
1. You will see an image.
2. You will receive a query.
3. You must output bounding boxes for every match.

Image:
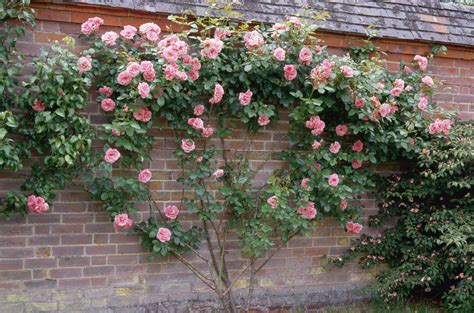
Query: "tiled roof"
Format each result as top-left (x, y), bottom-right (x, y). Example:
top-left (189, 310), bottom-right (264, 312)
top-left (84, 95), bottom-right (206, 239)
top-left (67, 0), bottom-right (474, 47)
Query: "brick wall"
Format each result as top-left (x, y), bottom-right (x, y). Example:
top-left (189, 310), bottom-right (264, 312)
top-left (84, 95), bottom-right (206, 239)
top-left (0, 2), bottom-right (473, 312)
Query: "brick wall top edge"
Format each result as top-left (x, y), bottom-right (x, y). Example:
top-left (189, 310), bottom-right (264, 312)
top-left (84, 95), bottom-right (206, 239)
top-left (35, 0), bottom-right (474, 47)
top-left (30, 1), bottom-right (474, 61)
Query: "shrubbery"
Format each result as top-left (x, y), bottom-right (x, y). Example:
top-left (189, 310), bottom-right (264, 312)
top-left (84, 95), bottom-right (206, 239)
top-left (333, 122), bottom-right (473, 311)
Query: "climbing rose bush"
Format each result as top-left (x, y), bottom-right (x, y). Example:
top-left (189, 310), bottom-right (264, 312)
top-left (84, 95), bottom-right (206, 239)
top-left (71, 10), bottom-right (454, 310)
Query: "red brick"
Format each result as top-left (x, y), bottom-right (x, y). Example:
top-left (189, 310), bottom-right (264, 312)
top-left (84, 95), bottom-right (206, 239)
top-left (0, 260), bottom-right (24, 271)
top-left (0, 237), bottom-right (26, 247)
top-left (58, 256), bottom-right (91, 267)
top-left (61, 234), bottom-right (93, 245)
top-left (83, 265), bottom-right (114, 277)
top-left (28, 236), bottom-right (60, 246)
top-left (51, 224), bottom-right (84, 234)
top-left (86, 245), bottom-right (117, 255)
top-left (58, 278), bottom-right (91, 288)
top-left (52, 246), bottom-right (84, 257)
top-left (35, 8), bottom-right (72, 22)
top-left (24, 258), bottom-right (57, 269)
top-left (50, 268), bottom-right (83, 279)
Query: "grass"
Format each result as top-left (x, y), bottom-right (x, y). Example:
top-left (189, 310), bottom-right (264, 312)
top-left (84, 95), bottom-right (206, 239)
top-left (325, 301), bottom-right (446, 313)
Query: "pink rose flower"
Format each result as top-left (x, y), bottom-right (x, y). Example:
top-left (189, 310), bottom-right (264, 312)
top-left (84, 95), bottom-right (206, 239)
top-left (138, 82), bottom-right (150, 99)
top-left (196, 156), bottom-right (203, 162)
top-left (346, 221), bottom-right (363, 234)
top-left (301, 178), bottom-right (311, 190)
top-left (418, 95), bottom-right (428, 110)
top-left (390, 79), bottom-right (404, 97)
top-left (140, 61), bottom-right (154, 73)
top-left (283, 65), bottom-right (297, 81)
top-left (390, 87), bottom-right (403, 97)
top-left (305, 116), bottom-right (325, 135)
top-left (139, 22), bottom-right (161, 42)
top-left (190, 58), bottom-right (201, 71)
top-left (162, 46), bottom-right (179, 63)
top-left (405, 66), bottom-right (412, 73)
top-left (352, 140), bottom-right (364, 153)
top-left (111, 129), bottom-right (121, 137)
top-left (352, 160), bottom-right (362, 169)
top-left (355, 98), bottom-right (366, 109)
top-left (422, 76), bottom-right (434, 87)
top-left (175, 71), bottom-right (188, 81)
top-left (335, 124), bottom-right (348, 137)
top-left (379, 103), bottom-right (392, 118)
top-left (405, 85), bottom-right (413, 92)
top-left (312, 140), bottom-right (321, 150)
top-left (209, 83), bottom-right (224, 104)
top-left (99, 86), bottom-right (113, 97)
top-left (414, 55), bottom-right (428, 71)
top-left (297, 201), bottom-right (317, 219)
top-left (340, 200), bottom-right (348, 210)
top-left (267, 196), bottom-right (278, 209)
top-left (213, 169), bottom-right (224, 178)
top-left (100, 98), bottom-right (115, 112)
top-left (189, 70), bottom-right (199, 81)
top-left (117, 71), bottom-right (133, 86)
top-left (239, 89), bottom-right (253, 106)
top-left (181, 139), bottom-right (196, 153)
top-left (310, 59), bottom-right (334, 87)
top-left (77, 56), bottom-right (92, 74)
top-left (214, 28), bottom-right (231, 40)
top-left (104, 148), bottom-right (121, 164)
top-left (32, 99), bottom-right (46, 112)
top-left (273, 47), bottom-right (286, 61)
top-left (393, 79), bottom-right (405, 89)
top-left (138, 169), bottom-right (152, 183)
top-left (101, 31), bottom-right (119, 46)
top-left (288, 16), bottom-right (302, 28)
top-left (126, 62), bottom-right (141, 77)
top-left (272, 23), bottom-right (289, 31)
top-left (340, 65), bottom-right (353, 78)
top-left (328, 173), bottom-right (339, 187)
top-left (202, 126), bottom-right (214, 138)
top-left (314, 162), bottom-right (321, 170)
top-left (164, 205), bottom-right (179, 220)
top-left (157, 227), bottom-right (172, 242)
top-left (298, 47), bottom-right (313, 65)
top-left (120, 25), bottom-right (137, 39)
top-left (194, 104), bottom-right (205, 116)
top-left (243, 30), bottom-right (264, 50)
top-left (143, 69), bottom-right (156, 82)
top-left (114, 213), bottom-right (134, 230)
top-left (329, 141), bottom-right (341, 154)
top-left (27, 195), bottom-right (49, 213)
top-left (133, 107), bottom-right (152, 122)
top-left (163, 63), bottom-right (178, 80)
top-left (188, 117), bottom-right (204, 130)
top-left (81, 16), bottom-right (104, 35)
top-left (258, 115), bottom-right (270, 126)
top-left (201, 38), bottom-right (224, 59)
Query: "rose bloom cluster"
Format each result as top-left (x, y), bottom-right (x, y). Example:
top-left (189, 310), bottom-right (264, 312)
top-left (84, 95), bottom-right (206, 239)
top-left (428, 119), bottom-right (452, 136)
top-left (27, 195), bottom-right (49, 213)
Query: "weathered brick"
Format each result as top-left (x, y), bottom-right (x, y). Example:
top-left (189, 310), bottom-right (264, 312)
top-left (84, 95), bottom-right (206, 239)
top-left (24, 258), bottom-right (57, 269)
top-left (50, 268), bottom-right (83, 279)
